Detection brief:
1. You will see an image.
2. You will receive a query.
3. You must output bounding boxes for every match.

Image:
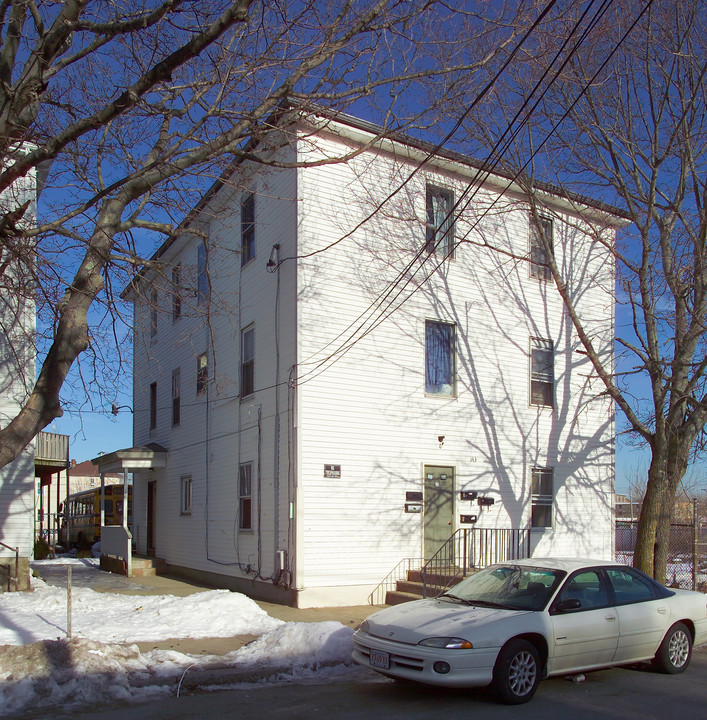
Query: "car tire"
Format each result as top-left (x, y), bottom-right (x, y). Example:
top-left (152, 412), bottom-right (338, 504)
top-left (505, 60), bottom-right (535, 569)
top-left (492, 639), bottom-right (541, 704)
top-left (653, 622), bottom-right (692, 674)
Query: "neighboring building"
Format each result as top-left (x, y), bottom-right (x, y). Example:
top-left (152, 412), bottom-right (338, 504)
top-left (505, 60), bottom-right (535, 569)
top-left (615, 493), bottom-right (641, 520)
top-left (0, 146), bottom-right (38, 591)
top-left (126, 108), bottom-right (626, 607)
top-left (615, 492), bottom-right (696, 524)
top-left (35, 431), bottom-right (70, 546)
top-left (67, 459), bottom-right (122, 493)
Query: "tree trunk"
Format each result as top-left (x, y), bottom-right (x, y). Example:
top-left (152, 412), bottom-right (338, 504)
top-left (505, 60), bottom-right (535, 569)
top-left (633, 458), bottom-right (666, 578)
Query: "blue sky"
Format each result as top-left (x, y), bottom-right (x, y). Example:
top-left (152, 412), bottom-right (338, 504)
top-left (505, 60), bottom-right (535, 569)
top-left (49, 409), bottom-right (133, 464)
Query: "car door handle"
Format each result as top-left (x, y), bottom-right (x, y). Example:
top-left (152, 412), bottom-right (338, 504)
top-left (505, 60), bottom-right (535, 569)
top-left (657, 607), bottom-right (668, 614)
top-left (605, 615), bottom-right (616, 621)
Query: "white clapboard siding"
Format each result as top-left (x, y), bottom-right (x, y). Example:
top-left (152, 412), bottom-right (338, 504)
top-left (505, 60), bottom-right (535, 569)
top-left (132, 139), bottom-right (299, 579)
top-left (294, 131), bottom-right (614, 589)
top-left (0, 162), bottom-right (37, 561)
top-left (129, 117), bottom-right (616, 605)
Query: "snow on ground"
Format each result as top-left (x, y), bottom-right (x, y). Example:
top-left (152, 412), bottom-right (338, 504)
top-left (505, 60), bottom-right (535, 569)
top-left (0, 566), bottom-right (282, 645)
top-left (0, 567), bottom-right (357, 717)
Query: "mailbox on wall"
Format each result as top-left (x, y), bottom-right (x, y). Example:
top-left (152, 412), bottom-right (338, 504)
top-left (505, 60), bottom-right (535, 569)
top-left (478, 497), bottom-right (495, 507)
top-left (460, 490), bottom-right (478, 501)
top-left (460, 514), bottom-right (478, 524)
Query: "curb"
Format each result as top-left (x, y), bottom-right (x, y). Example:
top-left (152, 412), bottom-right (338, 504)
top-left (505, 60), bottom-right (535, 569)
top-left (129, 660), bottom-right (349, 694)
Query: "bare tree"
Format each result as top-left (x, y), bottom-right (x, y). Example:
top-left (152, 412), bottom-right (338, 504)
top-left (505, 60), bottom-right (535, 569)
top-left (447, 0), bottom-right (707, 582)
top-left (0, 1), bottom-right (522, 470)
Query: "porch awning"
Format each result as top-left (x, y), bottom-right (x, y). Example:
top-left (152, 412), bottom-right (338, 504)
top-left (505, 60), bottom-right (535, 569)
top-left (91, 443), bottom-right (168, 473)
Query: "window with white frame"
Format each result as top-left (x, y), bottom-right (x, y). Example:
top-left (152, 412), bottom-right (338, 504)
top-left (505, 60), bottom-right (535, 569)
top-left (425, 185), bottom-right (454, 257)
top-left (196, 352), bottom-right (208, 395)
top-left (197, 242), bottom-right (208, 303)
top-left (529, 215), bottom-right (553, 281)
top-left (239, 463), bottom-right (252, 530)
top-left (172, 264), bottom-right (182, 321)
top-left (530, 337), bottom-right (554, 407)
top-left (181, 475), bottom-right (192, 515)
top-left (149, 381), bottom-right (157, 431)
top-left (171, 367), bottom-right (181, 426)
top-left (425, 185), bottom-right (455, 257)
top-left (241, 325), bottom-right (254, 398)
top-left (531, 467), bottom-right (553, 528)
top-left (425, 321), bottom-right (455, 396)
top-left (241, 192), bottom-right (255, 266)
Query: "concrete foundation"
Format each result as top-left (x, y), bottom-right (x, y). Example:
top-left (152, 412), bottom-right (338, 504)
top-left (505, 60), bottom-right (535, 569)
top-left (0, 556), bottom-right (30, 592)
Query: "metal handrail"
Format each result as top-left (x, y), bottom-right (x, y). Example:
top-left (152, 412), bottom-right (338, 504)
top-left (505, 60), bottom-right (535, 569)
top-left (369, 527), bottom-right (532, 605)
top-left (368, 556), bottom-right (425, 605)
top-left (422, 527), bottom-right (532, 598)
top-left (421, 529), bottom-right (467, 598)
top-left (0, 540), bottom-right (19, 590)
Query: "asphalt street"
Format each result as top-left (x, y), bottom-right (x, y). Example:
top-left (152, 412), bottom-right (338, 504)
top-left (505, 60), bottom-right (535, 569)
top-left (22, 646), bottom-right (707, 720)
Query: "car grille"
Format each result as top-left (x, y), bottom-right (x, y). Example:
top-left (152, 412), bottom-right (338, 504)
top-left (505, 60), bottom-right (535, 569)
top-left (353, 638), bottom-right (425, 672)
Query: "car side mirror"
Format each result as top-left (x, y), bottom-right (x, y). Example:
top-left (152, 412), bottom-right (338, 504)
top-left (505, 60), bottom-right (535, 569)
top-left (555, 598), bottom-right (582, 612)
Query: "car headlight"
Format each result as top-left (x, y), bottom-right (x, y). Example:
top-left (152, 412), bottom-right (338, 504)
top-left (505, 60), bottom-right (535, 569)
top-left (418, 637), bottom-right (473, 649)
top-left (357, 619), bottom-right (370, 633)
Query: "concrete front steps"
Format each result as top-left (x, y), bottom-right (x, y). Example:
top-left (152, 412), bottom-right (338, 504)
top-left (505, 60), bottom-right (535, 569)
top-left (131, 555), bottom-right (167, 578)
top-left (385, 567), bottom-right (465, 606)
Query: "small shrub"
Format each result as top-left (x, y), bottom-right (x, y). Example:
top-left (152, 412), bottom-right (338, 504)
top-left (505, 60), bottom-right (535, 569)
top-left (34, 538), bottom-right (50, 560)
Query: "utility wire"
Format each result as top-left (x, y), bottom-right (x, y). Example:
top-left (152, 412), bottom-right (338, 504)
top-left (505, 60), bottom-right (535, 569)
top-left (294, 0), bottom-right (629, 387)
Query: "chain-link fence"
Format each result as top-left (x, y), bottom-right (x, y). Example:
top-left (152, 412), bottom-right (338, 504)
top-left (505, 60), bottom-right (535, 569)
top-left (615, 503), bottom-right (706, 591)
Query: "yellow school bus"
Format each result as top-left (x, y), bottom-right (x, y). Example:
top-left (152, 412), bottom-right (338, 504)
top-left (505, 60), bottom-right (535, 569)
top-left (61, 485), bottom-right (132, 547)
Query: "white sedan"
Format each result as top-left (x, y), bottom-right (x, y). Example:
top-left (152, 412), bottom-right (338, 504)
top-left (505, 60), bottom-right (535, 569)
top-left (353, 558), bottom-right (707, 704)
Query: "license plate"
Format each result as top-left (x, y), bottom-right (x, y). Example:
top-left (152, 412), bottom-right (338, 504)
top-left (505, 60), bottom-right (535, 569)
top-left (370, 650), bottom-right (390, 669)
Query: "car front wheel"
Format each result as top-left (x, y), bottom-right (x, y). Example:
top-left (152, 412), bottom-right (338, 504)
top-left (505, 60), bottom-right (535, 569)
top-left (653, 622), bottom-right (692, 674)
top-left (492, 639), bottom-right (540, 704)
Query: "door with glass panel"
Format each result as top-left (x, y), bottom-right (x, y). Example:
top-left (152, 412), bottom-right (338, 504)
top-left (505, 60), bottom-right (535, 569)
top-left (424, 466), bottom-right (454, 559)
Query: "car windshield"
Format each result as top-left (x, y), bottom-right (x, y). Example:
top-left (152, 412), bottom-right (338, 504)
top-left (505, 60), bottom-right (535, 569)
top-left (441, 564), bottom-right (566, 611)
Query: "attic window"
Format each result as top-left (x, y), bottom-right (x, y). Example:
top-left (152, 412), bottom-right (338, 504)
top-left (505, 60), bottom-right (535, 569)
top-left (241, 193), bottom-right (255, 266)
top-left (426, 185), bottom-right (455, 258)
top-left (530, 215), bottom-right (553, 281)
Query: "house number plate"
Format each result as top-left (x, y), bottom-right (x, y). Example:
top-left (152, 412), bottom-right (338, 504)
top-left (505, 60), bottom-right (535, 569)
top-left (370, 650), bottom-right (390, 669)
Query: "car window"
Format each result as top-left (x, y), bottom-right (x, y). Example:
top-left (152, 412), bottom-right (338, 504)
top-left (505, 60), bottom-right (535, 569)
top-left (448, 565), bottom-right (564, 610)
top-left (556, 570), bottom-right (608, 611)
top-left (606, 567), bottom-right (658, 605)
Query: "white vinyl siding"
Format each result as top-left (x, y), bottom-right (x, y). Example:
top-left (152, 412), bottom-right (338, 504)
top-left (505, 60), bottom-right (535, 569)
top-left (0, 160), bottom-right (37, 564)
top-left (129, 123), bottom-right (615, 603)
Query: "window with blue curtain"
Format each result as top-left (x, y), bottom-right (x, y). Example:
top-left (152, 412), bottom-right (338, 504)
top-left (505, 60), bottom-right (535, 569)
top-left (426, 185), bottom-right (454, 257)
top-left (425, 321), bottom-right (455, 395)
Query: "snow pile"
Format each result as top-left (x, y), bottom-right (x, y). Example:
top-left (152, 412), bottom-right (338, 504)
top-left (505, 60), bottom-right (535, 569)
top-left (0, 625), bottom-right (355, 716)
top-left (0, 639), bottom-right (172, 716)
top-left (234, 621), bottom-right (355, 668)
top-left (0, 574), bottom-right (356, 716)
top-left (0, 576), bottom-right (282, 646)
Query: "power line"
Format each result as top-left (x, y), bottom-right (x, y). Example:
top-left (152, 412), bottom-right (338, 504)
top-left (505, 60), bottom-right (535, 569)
top-left (298, 0), bottom-right (653, 384)
top-left (294, 0), bottom-right (627, 387)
